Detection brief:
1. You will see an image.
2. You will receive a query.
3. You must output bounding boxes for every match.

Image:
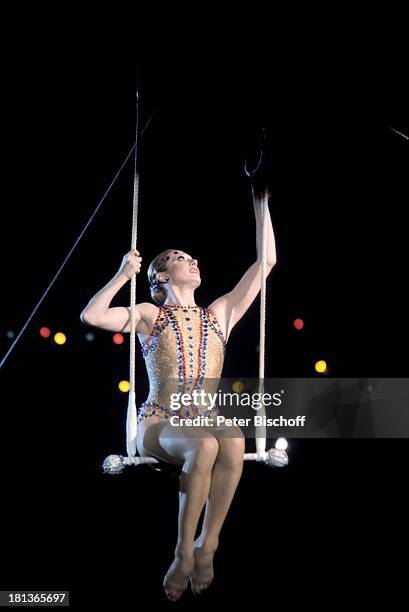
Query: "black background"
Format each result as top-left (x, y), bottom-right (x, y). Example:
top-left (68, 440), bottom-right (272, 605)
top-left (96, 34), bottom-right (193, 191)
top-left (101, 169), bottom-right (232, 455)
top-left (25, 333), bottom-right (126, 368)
top-left (1, 10), bottom-right (408, 608)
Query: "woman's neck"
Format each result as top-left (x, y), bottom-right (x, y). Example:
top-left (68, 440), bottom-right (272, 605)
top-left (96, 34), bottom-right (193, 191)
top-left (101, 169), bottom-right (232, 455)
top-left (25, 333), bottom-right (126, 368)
top-left (164, 288), bottom-right (197, 307)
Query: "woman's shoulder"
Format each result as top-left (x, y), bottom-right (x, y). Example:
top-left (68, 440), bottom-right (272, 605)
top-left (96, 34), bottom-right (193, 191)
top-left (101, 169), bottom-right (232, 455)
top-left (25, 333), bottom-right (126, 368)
top-left (206, 301), bottom-right (229, 345)
top-left (206, 299), bottom-right (226, 326)
top-left (133, 302), bottom-right (162, 337)
top-left (141, 302), bottom-right (161, 315)
top-left (141, 302), bottom-right (162, 324)
top-left (126, 302), bottom-right (160, 319)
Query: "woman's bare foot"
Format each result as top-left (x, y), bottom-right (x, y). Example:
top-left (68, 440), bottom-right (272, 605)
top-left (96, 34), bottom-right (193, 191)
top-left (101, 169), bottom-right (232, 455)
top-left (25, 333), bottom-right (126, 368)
top-left (190, 538), bottom-right (218, 595)
top-left (163, 552), bottom-right (195, 602)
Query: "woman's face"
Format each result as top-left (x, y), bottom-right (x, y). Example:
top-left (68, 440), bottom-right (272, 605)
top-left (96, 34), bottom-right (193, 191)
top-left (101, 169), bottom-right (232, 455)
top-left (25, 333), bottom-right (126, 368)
top-left (162, 250), bottom-right (201, 287)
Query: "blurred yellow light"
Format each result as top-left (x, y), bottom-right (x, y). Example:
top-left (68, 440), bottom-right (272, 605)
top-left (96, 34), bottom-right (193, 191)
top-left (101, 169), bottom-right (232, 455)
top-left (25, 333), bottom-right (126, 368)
top-left (232, 380), bottom-right (244, 393)
top-left (54, 332), bottom-right (67, 345)
top-left (118, 380), bottom-right (130, 393)
top-left (315, 360), bottom-right (328, 374)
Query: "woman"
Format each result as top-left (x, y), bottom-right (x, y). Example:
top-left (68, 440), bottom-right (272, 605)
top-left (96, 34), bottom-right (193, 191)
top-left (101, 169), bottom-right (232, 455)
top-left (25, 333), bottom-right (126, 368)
top-left (80, 186), bottom-right (277, 601)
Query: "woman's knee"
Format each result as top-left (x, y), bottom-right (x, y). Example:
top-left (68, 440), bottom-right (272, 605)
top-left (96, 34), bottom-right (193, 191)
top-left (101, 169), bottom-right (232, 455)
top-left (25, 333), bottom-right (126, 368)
top-left (217, 436), bottom-right (245, 470)
top-left (185, 435), bottom-right (219, 471)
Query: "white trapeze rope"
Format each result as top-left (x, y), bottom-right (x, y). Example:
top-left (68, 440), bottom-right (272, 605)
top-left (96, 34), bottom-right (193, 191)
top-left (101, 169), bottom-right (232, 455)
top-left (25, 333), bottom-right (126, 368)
top-left (255, 188), bottom-right (268, 459)
top-left (126, 90), bottom-right (141, 457)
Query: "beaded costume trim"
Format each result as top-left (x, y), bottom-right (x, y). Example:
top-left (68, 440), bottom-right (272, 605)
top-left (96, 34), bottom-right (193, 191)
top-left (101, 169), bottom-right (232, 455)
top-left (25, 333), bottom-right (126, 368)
top-left (140, 305), bottom-right (226, 357)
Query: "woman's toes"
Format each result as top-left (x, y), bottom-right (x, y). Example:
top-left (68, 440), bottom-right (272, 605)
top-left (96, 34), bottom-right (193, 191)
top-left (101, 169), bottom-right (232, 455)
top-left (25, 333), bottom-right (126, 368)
top-left (190, 547), bottom-right (216, 594)
top-left (163, 554), bottom-right (194, 601)
top-left (164, 582), bottom-right (183, 602)
top-left (164, 586), bottom-right (180, 602)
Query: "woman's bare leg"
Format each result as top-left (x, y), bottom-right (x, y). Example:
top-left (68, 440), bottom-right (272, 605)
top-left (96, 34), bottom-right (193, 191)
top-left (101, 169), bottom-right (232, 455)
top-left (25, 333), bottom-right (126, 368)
top-left (137, 419), bottom-right (220, 601)
top-left (190, 431), bottom-right (245, 595)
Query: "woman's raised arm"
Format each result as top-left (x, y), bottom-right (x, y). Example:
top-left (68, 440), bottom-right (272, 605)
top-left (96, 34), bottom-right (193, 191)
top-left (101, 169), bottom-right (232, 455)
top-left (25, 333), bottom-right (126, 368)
top-left (208, 188), bottom-right (277, 341)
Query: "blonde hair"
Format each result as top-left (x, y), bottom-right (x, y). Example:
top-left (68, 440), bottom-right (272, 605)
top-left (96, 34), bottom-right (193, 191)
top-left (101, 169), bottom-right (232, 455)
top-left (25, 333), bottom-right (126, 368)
top-left (147, 248), bottom-right (177, 306)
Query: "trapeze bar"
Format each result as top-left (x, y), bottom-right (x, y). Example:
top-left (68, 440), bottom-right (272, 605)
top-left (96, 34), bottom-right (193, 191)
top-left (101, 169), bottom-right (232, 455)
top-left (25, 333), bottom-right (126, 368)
top-left (102, 448), bottom-right (288, 475)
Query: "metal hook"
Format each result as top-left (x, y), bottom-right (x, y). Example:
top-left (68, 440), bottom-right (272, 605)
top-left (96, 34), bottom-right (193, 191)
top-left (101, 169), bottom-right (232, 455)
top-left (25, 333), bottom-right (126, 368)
top-left (244, 128), bottom-right (267, 177)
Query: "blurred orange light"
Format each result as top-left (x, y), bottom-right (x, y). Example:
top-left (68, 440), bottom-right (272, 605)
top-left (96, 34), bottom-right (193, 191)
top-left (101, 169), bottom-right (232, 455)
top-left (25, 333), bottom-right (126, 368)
top-left (113, 333), bottom-right (124, 345)
top-left (40, 327), bottom-right (51, 338)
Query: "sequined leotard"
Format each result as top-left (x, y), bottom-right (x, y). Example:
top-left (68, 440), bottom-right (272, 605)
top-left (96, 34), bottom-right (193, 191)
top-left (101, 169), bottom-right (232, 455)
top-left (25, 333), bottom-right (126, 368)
top-left (138, 304), bottom-right (226, 421)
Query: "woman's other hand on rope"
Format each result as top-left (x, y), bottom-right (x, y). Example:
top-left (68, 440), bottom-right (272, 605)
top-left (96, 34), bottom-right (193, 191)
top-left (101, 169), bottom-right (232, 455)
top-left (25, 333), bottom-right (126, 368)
top-left (117, 249), bottom-right (143, 280)
top-left (80, 250), bottom-right (142, 329)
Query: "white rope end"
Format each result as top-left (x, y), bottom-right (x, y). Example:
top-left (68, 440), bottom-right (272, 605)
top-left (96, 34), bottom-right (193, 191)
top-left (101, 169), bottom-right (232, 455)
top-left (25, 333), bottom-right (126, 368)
top-left (126, 390), bottom-right (137, 457)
